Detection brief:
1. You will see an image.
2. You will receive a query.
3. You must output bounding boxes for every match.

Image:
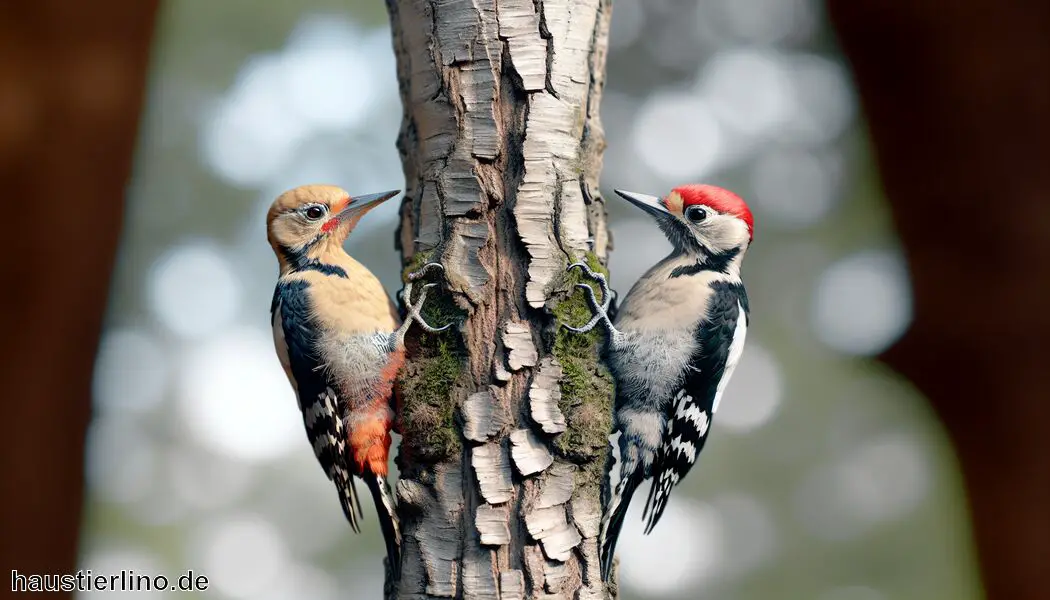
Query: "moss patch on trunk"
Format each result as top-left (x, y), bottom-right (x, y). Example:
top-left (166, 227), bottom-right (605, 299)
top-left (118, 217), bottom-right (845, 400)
top-left (397, 253), bottom-right (466, 465)
top-left (548, 252), bottom-right (615, 489)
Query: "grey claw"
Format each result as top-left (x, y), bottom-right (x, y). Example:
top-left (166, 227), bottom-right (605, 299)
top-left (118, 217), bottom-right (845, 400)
top-left (562, 314), bottom-right (602, 334)
top-left (408, 262), bottom-right (445, 282)
top-left (405, 278), bottom-right (456, 334)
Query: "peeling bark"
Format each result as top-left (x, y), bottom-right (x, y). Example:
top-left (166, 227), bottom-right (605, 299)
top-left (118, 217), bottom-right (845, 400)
top-left (476, 503), bottom-right (511, 546)
top-left (462, 387), bottom-right (508, 443)
top-left (472, 442), bottom-right (514, 504)
top-left (387, 0), bottom-right (614, 597)
top-left (510, 428), bottom-right (555, 476)
top-left (529, 357), bottom-right (567, 434)
top-left (502, 321), bottom-right (539, 371)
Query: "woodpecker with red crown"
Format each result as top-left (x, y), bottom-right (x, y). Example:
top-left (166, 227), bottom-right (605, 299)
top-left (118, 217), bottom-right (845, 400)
top-left (563, 184), bottom-right (754, 581)
top-left (266, 184), bottom-right (451, 578)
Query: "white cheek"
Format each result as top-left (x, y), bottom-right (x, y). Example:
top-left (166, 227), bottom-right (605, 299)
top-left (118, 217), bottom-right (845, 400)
top-left (707, 217), bottom-right (750, 248)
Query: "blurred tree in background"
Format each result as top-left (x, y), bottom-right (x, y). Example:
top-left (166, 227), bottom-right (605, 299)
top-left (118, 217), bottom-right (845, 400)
top-left (1, 1), bottom-right (1046, 599)
top-left (830, 2), bottom-right (1050, 599)
top-left (0, 0), bottom-right (159, 582)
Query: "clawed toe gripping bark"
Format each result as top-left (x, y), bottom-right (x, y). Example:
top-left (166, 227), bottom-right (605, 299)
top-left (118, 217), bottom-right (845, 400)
top-left (394, 263), bottom-right (456, 348)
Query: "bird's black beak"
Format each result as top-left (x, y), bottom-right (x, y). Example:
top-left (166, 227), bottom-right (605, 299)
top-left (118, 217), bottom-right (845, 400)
top-left (615, 189), bottom-right (673, 221)
top-left (334, 189), bottom-right (400, 223)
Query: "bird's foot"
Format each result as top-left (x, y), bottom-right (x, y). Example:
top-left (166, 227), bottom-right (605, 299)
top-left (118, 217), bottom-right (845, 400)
top-left (406, 261), bottom-right (444, 282)
top-left (562, 262), bottom-right (615, 335)
top-left (567, 262), bottom-right (613, 312)
top-left (404, 282), bottom-right (454, 333)
top-left (396, 263), bottom-right (455, 342)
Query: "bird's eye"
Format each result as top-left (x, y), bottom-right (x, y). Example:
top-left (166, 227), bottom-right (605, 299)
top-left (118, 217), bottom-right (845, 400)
top-left (685, 205), bottom-right (707, 223)
top-left (304, 205), bottom-right (326, 221)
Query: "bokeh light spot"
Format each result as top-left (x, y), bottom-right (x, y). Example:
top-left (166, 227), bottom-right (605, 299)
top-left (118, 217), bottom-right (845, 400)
top-left (178, 326), bottom-right (303, 462)
top-left (260, 564), bottom-right (339, 600)
top-left (794, 433), bottom-right (931, 540)
top-left (619, 499), bottom-right (722, 596)
top-left (780, 54), bottom-right (855, 145)
top-left (200, 53), bottom-right (311, 188)
top-left (281, 21), bottom-right (376, 132)
top-left (85, 416), bottom-right (157, 505)
top-left (77, 547), bottom-right (166, 597)
top-left (751, 149), bottom-right (839, 228)
top-left (168, 447), bottom-right (254, 511)
top-left (148, 242), bottom-right (243, 340)
top-left (715, 0), bottom-right (819, 45)
top-left (710, 492), bottom-right (778, 577)
top-left (632, 92), bottom-right (722, 181)
top-left (718, 344), bottom-right (783, 433)
top-left (699, 48), bottom-right (794, 138)
top-left (197, 515), bottom-right (290, 599)
top-left (92, 327), bottom-right (169, 413)
top-left (813, 251), bottom-right (912, 356)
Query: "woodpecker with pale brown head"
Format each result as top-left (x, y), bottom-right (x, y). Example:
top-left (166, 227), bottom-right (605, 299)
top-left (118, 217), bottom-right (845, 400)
top-left (563, 184), bottom-right (754, 581)
top-left (266, 184), bottom-right (450, 578)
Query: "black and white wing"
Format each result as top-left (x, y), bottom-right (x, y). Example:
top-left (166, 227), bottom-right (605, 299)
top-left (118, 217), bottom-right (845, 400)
top-left (642, 281), bottom-right (749, 532)
top-left (271, 280), bottom-right (363, 530)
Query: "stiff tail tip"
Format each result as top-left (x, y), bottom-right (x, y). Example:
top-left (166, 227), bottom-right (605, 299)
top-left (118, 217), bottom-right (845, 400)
top-left (334, 469), bottom-right (362, 533)
top-left (598, 473), bottom-right (642, 583)
top-left (366, 473), bottom-right (402, 580)
top-left (641, 467), bottom-right (676, 535)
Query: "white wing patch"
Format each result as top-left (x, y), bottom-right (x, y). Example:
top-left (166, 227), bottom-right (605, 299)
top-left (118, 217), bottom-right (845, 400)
top-left (711, 301), bottom-right (747, 414)
top-left (674, 393), bottom-right (710, 435)
top-left (668, 435), bottom-right (697, 463)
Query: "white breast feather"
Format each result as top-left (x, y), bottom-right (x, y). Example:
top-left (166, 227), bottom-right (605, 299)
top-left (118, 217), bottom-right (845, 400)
top-left (712, 302), bottom-right (747, 414)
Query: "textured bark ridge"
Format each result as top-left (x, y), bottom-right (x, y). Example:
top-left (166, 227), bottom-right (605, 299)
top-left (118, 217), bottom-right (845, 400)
top-left (387, 0), bottom-right (614, 598)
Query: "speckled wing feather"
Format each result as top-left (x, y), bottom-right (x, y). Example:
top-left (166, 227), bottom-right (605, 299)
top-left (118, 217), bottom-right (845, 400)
top-left (271, 280), bottom-right (363, 531)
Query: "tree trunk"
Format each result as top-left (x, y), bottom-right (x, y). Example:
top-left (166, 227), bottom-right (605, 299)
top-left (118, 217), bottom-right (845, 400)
top-left (828, 2), bottom-right (1050, 600)
top-left (385, 1), bottom-right (614, 598)
top-left (0, 0), bottom-right (157, 585)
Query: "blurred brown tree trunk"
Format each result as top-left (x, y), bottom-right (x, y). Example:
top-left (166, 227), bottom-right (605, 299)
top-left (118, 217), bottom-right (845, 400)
top-left (385, 0), bottom-right (616, 598)
top-left (0, 0), bottom-right (157, 588)
top-left (828, 2), bottom-right (1050, 599)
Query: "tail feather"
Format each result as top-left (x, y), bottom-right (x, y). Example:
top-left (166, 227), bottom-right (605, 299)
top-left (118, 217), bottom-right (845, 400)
top-left (642, 391), bottom-right (712, 534)
top-left (333, 467), bottom-right (362, 533)
top-left (641, 462), bottom-right (676, 534)
top-left (599, 469), bottom-right (644, 582)
top-left (365, 473), bottom-right (402, 579)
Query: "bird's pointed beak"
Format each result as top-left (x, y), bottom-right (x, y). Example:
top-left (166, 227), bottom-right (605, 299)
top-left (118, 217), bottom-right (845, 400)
top-left (333, 189), bottom-right (401, 223)
top-left (614, 189), bottom-right (672, 218)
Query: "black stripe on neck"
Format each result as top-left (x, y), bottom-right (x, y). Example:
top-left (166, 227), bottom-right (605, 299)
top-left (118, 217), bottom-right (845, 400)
top-left (281, 245), bottom-right (348, 278)
top-left (669, 246), bottom-right (741, 278)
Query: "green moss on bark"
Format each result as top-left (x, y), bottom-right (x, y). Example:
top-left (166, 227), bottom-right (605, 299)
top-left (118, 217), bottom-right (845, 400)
top-left (548, 252), bottom-right (615, 489)
top-left (397, 252), bottom-right (466, 464)
top-left (398, 338), bottom-right (462, 462)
